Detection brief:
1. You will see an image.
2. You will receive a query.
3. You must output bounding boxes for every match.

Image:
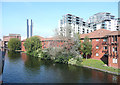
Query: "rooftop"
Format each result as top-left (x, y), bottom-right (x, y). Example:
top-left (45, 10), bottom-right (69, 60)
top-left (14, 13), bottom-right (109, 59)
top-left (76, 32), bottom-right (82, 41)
top-left (80, 29), bottom-right (120, 39)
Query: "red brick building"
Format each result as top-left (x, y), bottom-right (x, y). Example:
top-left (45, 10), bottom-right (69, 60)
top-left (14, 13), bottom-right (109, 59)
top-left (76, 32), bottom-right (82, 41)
top-left (2, 34), bottom-right (21, 48)
top-left (21, 29), bottom-right (120, 69)
top-left (21, 36), bottom-right (66, 51)
top-left (80, 29), bottom-right (120, 69)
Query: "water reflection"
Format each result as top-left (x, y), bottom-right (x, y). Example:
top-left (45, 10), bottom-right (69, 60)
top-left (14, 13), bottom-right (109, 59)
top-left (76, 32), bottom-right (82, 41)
top-left (2, 52), bottom-right (120, 83)
top-left (24, 54), bottom-right (41, 71)
top-left (8, 51), bottom-right (21, 61)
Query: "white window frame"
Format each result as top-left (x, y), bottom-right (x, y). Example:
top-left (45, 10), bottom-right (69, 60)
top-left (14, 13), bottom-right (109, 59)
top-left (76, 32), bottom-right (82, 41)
top-left (96, 53), bottom-right (99, 56)
top-left (113, 58), bottom-right (117, 64)
top-left (96, 39), bottom-right (99, 41)
top-left (96, 46), bottom-right (99, 49)
top-left (113, 47), bottom-right (115, 52)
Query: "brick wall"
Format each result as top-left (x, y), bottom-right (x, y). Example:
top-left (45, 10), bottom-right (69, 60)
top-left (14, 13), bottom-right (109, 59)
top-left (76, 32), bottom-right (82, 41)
top-left (21, 41), bottom-right (26, 52)
top-left (108, 36), bottom-right (120, 69)
top-left (91, 39), bottom-right (105, 60)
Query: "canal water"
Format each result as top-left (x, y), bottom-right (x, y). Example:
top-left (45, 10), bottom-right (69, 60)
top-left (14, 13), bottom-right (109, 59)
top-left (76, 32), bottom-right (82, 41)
top-left (2, 51), bottom-right (120, 83)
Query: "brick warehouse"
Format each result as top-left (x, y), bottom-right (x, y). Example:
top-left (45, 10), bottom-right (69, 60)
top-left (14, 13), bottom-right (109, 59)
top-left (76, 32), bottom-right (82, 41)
top-left (21, 29), bottom-right (120, 69)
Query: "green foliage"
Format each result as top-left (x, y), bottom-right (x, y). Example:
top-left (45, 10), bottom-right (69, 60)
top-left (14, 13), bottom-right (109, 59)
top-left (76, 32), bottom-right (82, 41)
top-left (23, 36), bottom-right (42, 57)
top-left (55, 55), bottom-right (72, 64)
top-left (68, 57), bottom-right (83, 65)
top-left (68, 58), bottom-right (77, 65)
top-left (8, 38), bottom-right (21, 51)
top-left (41, 49), bottom-right (51, 60)
top-left (40, 33), bottom-right (82, 64)
top-left (81, 36), bottom-right (92, 59)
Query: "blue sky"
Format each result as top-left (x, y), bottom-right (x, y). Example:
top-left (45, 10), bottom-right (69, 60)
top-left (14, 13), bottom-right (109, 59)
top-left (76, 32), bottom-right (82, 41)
top-left (2, 2), bottom-right (118, 40)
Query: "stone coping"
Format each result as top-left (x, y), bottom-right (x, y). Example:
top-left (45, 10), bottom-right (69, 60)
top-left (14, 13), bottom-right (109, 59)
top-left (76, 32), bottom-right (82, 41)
top-left (82, 65), bottom-right (120, 75)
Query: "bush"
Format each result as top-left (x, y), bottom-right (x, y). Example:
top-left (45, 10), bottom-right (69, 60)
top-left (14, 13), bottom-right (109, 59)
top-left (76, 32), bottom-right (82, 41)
top-left (41, 50), bottom-right (51, 60)
top-left (23, 36), bottom-right (42, 57)
top-left (68, 58), bottom-right (77, 65)
top-left (8, 38), bottom-right (21, 51)
top-left (68, 57), bottom-right (82, 65)
top-left (55, 55), bottom-right (72, 64)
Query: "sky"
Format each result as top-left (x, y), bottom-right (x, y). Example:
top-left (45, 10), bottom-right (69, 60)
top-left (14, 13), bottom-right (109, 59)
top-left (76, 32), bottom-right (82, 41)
top-left (1, 2), bottom-right (118, 40)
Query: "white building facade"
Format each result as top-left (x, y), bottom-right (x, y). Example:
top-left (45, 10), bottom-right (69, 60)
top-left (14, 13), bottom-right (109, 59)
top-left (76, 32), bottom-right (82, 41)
top-left (58, 14), bottom-right (93, 37)
top-left (87, 12), bottom-right (120, 31)
top-left (58, 13), bottom-right (120, 37)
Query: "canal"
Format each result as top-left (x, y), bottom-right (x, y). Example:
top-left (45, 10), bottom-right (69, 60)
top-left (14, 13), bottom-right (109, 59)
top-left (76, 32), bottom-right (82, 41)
top-left (2, 51), bottom-right (120, 83)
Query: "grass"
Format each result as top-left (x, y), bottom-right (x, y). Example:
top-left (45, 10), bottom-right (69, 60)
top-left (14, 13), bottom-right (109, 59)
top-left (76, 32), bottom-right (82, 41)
top-left (79, 59), bottom-right (120, 74)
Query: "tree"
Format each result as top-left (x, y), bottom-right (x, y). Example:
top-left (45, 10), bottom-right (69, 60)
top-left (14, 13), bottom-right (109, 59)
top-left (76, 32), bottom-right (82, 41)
top-left (81, 36), bottom-right (92, 59)
top-left (70, 33), bottom-right (82, 58)
top-left (41, 26), bottom-right (82, 63)
top-left (8, 38), bottom-right (21, 51)
top-left (23, 36), bottom-right (42, 57)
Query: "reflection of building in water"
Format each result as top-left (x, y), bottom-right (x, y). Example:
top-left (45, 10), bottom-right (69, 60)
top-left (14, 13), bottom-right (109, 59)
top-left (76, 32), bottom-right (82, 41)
top-left (91, 70), bottom-right (105, 82)
top-left (21, 53), bottom-right (28, 62)
top-left (91, 69), bottom-right (120, 83)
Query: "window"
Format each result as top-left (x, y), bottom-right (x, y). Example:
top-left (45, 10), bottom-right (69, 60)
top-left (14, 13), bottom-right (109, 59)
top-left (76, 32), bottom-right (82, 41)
top-left (96, 39), bottom-right (99, 41)
top-left (89, 39), bottom-right (92, 42)
top-left (104, 46), bottom-right (107, 50)
top-left (113, 47), bottom-right (115, 52)
top-left (96, 53), bottom-right (99, 56)
top-left (113, 36), bottom-right (115, 42)
top-left (83, 28), bottom-right (85, 34)
top-left (96, 46), bottom-right (99, 49)
top-left (103, 39), bottom-right (107, 42)
top-left (87, 29), bottom-right (89, 33)
top-left (115, 47), bottom-right (117, 52)
top-left (113, 58), bottom-right (117, 63)
top-left (115, 36), bottom-right (117, 42)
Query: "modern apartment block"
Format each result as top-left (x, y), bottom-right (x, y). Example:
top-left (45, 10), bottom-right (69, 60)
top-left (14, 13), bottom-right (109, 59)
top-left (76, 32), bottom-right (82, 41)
top-left (27, 19), bottom-right (33, 38)
top-left (87, 12), bottom-right (120, 31)
top-left (58, 13), bottom-right (120, 37)
top-left (58, 14), bottom-right (93, 37)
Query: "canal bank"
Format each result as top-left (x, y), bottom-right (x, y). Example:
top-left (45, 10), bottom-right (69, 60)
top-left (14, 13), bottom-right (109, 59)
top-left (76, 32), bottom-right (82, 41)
top-left (76, 59), bottom-right (120, 76)
top-left (82, 65), bottom-right (120, 76)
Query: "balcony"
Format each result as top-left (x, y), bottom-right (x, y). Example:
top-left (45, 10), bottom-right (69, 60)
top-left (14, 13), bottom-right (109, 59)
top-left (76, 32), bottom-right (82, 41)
top-left (68, 17), bottom-right (72, 19)
top-left (76, 22), bottom-right (79, 24)
top-left (76, 19), bottom-right (79, 21)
